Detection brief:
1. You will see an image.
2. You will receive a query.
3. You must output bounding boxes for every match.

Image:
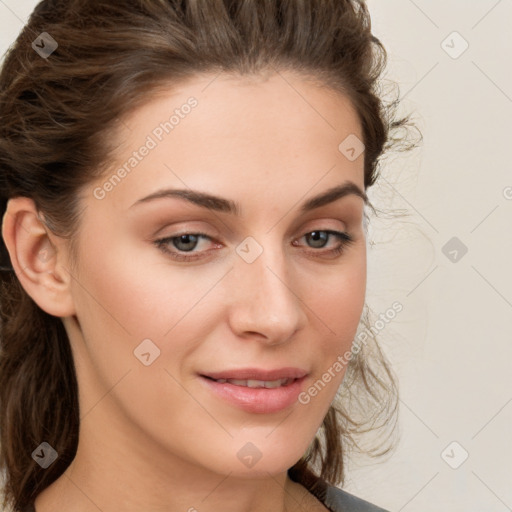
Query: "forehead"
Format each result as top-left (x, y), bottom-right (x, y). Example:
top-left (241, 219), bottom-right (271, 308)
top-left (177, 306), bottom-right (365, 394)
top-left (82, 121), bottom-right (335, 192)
top-left (89, 71), bottom-right (365, 213)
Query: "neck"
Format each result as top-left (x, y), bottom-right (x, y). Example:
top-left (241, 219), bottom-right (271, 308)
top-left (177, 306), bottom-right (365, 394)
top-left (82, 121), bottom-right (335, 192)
top-left (33, 404), bottom-right (315, 512)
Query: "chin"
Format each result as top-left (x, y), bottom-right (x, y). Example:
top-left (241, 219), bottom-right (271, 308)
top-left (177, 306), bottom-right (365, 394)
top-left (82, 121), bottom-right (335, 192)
top-left (212, 440), bottom-right (309, 479)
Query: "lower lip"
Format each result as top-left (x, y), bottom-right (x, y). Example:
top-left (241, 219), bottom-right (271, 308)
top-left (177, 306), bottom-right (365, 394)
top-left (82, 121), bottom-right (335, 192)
top-left (199, 375), bottom-right (307, 414)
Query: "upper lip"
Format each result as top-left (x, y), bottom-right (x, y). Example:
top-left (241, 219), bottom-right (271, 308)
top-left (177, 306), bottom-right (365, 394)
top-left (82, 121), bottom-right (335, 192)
top-left (201, 367), bottom-right (308, 381)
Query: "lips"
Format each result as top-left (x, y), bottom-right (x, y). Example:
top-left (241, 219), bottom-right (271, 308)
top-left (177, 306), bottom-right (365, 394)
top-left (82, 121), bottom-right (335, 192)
top-left (198, 371), bottom-right (308, 414)
top-left (200, 367), bottom-right (308, 381)
top-left (208, 377), bottom-right (293, 388)
top-left (198, 367), bottom-right (309, 413)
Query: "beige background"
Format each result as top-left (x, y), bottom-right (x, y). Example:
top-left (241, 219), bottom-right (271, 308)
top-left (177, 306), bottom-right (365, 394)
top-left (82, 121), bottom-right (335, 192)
top-left (1, 1), bottom-right (511, 511)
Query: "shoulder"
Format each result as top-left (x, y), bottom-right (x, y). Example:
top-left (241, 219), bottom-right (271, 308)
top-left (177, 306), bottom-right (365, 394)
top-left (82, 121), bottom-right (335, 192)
top-left (323, 484), bottom-right (391, 512)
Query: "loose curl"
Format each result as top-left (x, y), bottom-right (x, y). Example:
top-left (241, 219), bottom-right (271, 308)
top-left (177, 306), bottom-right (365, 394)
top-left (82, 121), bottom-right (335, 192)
top-left (0, 1), bottom-right (420, 510)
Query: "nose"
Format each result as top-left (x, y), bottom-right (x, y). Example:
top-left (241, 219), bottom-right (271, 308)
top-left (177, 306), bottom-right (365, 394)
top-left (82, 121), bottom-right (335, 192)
top-left (226, 240), bottom-right (308, 346)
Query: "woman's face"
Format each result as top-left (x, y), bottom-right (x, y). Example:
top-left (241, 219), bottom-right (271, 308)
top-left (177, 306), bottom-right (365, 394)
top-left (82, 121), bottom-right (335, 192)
top-left (65, 71), bottom-right (367, 478)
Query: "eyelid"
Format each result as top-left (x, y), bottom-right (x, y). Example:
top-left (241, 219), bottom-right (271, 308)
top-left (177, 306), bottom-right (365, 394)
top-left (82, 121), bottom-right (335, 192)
top-left (152, 220), bottom-right (221, 238)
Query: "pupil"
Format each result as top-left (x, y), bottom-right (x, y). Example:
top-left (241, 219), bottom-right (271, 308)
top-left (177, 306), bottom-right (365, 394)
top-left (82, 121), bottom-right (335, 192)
top-left (176, 234), bottom-right (198, 252)
top-left (309, 231), bottom-right (327, 248)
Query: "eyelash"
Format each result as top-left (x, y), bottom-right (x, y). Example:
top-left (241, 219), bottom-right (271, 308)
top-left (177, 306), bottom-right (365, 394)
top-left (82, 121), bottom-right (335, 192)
top-left (153, 229), bottom-right (354, 262)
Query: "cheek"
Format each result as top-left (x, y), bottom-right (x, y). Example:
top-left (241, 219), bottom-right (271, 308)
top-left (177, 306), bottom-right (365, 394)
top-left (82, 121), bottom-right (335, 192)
top-left (310, 251), bottom-right (366, 341)
top-left (302, 252), bottom-right (366, 393)
top-left (70, 242), bottom-right (212, 430)
top-left (74, 234), bottom-right (200, 339)
top-left (70, 231), bottom-right (223, 402)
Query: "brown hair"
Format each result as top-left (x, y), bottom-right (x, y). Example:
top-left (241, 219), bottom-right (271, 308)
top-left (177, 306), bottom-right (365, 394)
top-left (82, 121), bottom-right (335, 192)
top-left (0, 0), bottom-right (420, 510)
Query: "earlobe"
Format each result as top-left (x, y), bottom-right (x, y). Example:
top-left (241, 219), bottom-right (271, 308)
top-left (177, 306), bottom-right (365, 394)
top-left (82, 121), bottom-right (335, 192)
top-left (1, 197), bottom-right (76, 318)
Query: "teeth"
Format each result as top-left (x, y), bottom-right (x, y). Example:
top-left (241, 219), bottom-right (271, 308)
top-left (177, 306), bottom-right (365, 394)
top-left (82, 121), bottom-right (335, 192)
top-left (259, 379), bottom-right (282, 389)
top-left (215, 378), bottom-right (292, 388)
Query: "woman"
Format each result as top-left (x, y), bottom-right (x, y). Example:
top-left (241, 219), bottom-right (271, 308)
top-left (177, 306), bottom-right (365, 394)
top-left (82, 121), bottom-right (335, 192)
top-left (0, 1), bottom-right (418, 511)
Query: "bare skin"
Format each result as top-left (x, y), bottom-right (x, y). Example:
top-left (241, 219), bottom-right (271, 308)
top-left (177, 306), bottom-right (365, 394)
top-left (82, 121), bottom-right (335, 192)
top-left (2, 70), bottom-right (367, 512)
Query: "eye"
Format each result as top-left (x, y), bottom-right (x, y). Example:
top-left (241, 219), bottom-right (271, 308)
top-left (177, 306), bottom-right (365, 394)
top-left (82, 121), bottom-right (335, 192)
top-left (153, 229), bottom-right (354, 262)
top-left (153, 231), bottom-right (215, 262)
top-left (294, 230), bottom-right (354, 258)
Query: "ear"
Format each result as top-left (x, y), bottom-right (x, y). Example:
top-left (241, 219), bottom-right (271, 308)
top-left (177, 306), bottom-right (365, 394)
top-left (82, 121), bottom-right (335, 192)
top-left (1, 196), bottom-right (76, 317)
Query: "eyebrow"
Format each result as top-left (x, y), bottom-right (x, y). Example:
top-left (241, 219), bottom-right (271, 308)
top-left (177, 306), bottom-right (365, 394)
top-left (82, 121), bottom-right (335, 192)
top-left (129, 181), bottom-right (368, 214)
